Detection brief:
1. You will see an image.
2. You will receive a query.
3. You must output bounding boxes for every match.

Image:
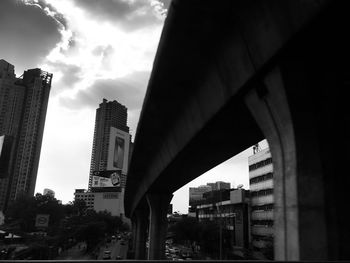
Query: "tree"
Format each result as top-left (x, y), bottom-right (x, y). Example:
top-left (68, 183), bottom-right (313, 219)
top-left (170, 217), bottom-right (224, 258)
top-left (5, 193), bottom-right (128, 255)
top-left (5, 193), bottom-right (64, 233)
top-left (75, 221), bottom-right (106, 251)
top-left (169, 217), bottom-right (200, 243)
top-left (197, 221), bottom-right (220, 256)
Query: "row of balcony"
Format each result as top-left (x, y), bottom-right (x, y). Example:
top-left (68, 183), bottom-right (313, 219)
top-left (251, 225), bottom-right (274, 236)
top-left (251, 210), bottom-right (274, 221)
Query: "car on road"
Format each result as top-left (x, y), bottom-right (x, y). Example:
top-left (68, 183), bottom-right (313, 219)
top-left (103, 250), bottom-right (111, 260)
top-left (116, 255), bottom-right (122, 260)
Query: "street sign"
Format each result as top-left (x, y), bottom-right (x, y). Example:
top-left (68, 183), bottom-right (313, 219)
top-left (35, 214), bottom-right (50, 228)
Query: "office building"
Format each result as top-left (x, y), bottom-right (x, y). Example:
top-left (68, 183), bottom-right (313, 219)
top-left (196, 188), bottom-right (250, 258)
top-left (189, 181), bottom-right (231, 207)
top-left (207, 181), bottom-right (231, 191)
top-left (74, 189), bottom-right (125, 217)
top-left (189, 185), bottom-right (212, 206)
top-left (0, 60), bottom-right (52, 211)
top-left (74, 189), bottom-right (94, 210)
top-left (248, 146), bottom-right (274, 260)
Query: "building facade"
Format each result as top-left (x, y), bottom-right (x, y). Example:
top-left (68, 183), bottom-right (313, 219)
top-left (74, 189), bottom-right (125, 218)
top-left (88, 98), bottom-right (129, 189)
top-left (189, 181), bottom-right (231, 206)
top-left (189, 185), bottom-right (212, 206)
top-left (81, 99), bottom-right (132, 223)
top-left (0, 60), bottom-right (52, 211)
top-left (207, 181), bottom-right (231, 191)
top-left (248, 147), bottom-right (274, 259)
top-left (196, 188), bottom-right (250, 258)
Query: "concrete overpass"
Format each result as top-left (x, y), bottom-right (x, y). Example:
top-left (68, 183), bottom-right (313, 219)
top-left (125, 0), bottom-right (350, 261)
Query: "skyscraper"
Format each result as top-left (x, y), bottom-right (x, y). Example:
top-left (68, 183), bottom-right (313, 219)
top-left (0, 60), bottom-right (52, 211)
top-left (88, 98), bottom-right (129, 189)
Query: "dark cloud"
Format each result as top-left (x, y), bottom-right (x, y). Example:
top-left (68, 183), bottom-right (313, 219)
top-left (59, 71), bottom-right (150, 111)
top-left (47, 62), bottom-right (82, 95)
top-left (34, 0), bottom-right (68, 29)
top-left (0, 0), bottom-right (62, 75)
top-left (73, 0), bottom-right (165, 31)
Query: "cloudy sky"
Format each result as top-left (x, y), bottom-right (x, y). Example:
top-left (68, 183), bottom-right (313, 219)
top-left (0, 0), bottom-right (267, 214)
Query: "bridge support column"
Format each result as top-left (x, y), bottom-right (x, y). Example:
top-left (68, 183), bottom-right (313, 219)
top-left (128, 215), bottom-right (137, 258)
top-left (245, 68), bottom-right (300, 260)
top-left (245, 48), bottom-right (350, 260)
top-left (133, 206), bottom-right (149, 260)
top-left (147, 193), bottom-right (173, 260)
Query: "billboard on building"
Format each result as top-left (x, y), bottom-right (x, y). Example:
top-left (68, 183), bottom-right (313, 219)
top-left (91, 170), bottom-right (122, 192)
top-left (107, 128), bottom-right (130, 175)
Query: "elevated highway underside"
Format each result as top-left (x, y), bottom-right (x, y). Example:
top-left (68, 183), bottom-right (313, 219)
top-left (125, 0), bottom-right (350, 260)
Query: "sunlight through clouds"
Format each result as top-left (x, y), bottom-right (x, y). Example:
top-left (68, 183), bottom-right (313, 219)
top-left (16, 0), bottom-right (166, 203)
top-left (22, 0), bottom-right (165, 97)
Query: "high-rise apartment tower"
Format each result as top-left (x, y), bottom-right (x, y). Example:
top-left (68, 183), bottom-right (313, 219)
top-left (88, 99), bottom-right (129, 189)
top-left (0, 60), bottom-right (52, 211)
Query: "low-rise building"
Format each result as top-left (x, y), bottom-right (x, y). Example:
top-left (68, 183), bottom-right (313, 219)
top-left (74, 189), bottom-right (125, 219)
top-left (196, 188), bottom-right (250, 258)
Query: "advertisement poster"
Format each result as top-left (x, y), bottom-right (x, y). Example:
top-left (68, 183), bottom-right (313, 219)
top-left (91, 170), bottom-right (122, 192)
top-left (107, 127), bottom-right (130, 174)
top-left (113, 137), bottom-right (125, 169)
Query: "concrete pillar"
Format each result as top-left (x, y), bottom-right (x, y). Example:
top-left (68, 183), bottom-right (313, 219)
top-left (245, 68), bottom-right (301, 260)
top-left (245, 50), bottom-right (350, 260)
top-left (133, 205), bottom-right (149, 260)
top-left (275, 48), bottom-right (350, 260)
top-left (146, 193), bottom-right (173, 260)
top-left (130, 215), bottom-right (137, 253)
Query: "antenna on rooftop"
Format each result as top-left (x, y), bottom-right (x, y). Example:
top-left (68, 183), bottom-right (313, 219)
top-left (253, 143), bottom-right (261, 154)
